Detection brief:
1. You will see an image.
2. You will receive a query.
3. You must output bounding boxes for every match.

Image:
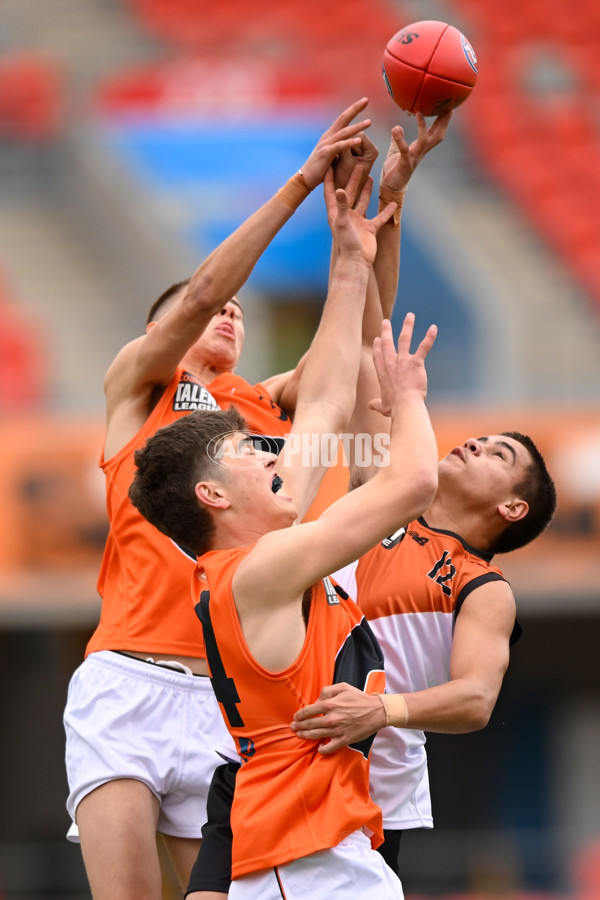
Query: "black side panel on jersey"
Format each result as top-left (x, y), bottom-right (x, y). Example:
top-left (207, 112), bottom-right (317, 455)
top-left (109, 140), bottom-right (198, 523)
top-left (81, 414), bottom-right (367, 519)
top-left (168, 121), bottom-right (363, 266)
top-left (332, 617), bottom-right (385, 758)
top-left (196, 591), bottom-right (245, 727)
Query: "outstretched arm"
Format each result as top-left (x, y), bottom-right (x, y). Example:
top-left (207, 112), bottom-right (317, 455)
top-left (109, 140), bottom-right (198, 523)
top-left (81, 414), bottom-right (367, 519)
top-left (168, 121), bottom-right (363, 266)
top-left (371, 111), bottom-right (452, 331)
top-left (234, 314), bottom-right (438, 609)
top-left (264, 129), bottom-right (381, 414)
top-left (346, 113), bottom-right (452, 487)
top-left (104, 98), bottom-right (373, 453)
top-left (273, 165), bottom-right (396, 522)
top-left (290, 579), bottom-right (515, 753)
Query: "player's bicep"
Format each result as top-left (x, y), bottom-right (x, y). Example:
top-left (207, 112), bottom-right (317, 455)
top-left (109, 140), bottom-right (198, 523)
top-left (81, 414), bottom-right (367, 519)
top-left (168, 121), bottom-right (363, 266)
top-left (277, 404), bottom-right (344, 521)
top-left (261, 364), bottom-right (303, 417)
top-left (233, 477), bottom-right (397, 608)
top-left (232, 520), bottom-right (325, 608)
top-left (449, 581), bottom-right (515, 689)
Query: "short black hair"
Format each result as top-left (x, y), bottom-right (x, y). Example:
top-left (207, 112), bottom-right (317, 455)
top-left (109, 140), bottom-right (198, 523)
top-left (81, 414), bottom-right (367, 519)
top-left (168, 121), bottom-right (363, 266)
top-left (129, 406), bottom-right (247, 556)
top-left (146, 278), bottom-right (190, 325)
top-left (490, 431), bottom-right (557, 554)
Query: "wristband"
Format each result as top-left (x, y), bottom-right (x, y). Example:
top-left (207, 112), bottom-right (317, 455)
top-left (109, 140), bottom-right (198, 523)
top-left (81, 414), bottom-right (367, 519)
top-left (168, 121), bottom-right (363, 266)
top-left (277, 170), bottom-right (311, 209)
top-left (378, 182), bottom-right (406, 230)
top-left (377, 692), bottom-right (409, 727)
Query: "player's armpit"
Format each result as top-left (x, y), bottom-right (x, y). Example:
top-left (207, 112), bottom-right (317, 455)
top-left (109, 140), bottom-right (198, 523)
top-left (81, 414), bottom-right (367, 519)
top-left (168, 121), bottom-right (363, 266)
top-left (260, 363), bottom-right (303, 418)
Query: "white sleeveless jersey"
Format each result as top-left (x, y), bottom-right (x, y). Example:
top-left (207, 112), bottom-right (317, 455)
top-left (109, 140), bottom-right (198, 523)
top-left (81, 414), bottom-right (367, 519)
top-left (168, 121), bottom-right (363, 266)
top-left (334, 517), bottom-right (510, 829)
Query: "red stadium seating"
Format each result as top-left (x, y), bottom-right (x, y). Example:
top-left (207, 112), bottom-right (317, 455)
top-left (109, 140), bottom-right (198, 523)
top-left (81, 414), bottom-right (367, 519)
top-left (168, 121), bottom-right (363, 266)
top-left (454, 0), bottom-right (600, 311)
top-left (0, 53), bottom-right (63, 140)
top-left (120, 0), bottom-right (405, 111)
top-left (0, 303), bottom-right (47, 410)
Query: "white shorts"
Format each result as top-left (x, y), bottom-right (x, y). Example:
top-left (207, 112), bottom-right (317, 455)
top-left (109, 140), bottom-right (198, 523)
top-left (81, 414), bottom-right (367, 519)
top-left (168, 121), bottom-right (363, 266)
top-left (64, 650), bottom-right (235, 842)
top-left (229, 830), bottom-right (404, 900)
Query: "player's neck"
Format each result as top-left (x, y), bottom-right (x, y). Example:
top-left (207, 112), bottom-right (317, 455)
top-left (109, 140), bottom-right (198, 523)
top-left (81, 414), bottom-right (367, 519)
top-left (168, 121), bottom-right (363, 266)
top-left (211, 511), bottom-right (267, 552)
top-left (181, 355), bottom-right (233, 386)
top-left (423, 496), bottom-right (493, 552)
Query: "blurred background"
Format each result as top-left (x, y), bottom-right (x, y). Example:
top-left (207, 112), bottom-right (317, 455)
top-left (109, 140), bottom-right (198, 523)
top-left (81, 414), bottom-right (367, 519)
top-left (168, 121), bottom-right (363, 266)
top-left (0, 0), bottom-right (599, 897)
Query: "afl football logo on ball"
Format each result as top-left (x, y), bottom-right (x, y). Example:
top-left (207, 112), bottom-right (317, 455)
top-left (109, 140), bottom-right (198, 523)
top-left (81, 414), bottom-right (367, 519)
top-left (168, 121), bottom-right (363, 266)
top-left (461, 34), bottom-right (478, 74)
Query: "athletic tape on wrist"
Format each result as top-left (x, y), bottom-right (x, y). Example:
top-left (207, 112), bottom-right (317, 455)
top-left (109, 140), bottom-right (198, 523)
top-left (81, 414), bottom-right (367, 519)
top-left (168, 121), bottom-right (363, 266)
top-left (378, 182), bottom-right (406, 230)
top-left (277, 171), bottom-right (311, 209)
top-left (378, 693), bottom-right (409, 728)
top-left (375, 692), bottom-right (390, 727)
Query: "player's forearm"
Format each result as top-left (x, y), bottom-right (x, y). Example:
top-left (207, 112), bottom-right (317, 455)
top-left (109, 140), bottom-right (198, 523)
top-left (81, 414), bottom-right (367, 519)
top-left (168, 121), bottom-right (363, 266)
top-left (296, 253), bottom-right (371, 430)
top-left (184, 173), bottom-right (310, 317)
top-left (373, 392), bottom-right (438, 519)
top-left (361, 269), bottom-right (385, 349)
top-left (384, 678), bottom-right (499, 734)
top-left (345, 346), bottom-right (389, 487)
top-left (373, 198), bottom-right (403, 322)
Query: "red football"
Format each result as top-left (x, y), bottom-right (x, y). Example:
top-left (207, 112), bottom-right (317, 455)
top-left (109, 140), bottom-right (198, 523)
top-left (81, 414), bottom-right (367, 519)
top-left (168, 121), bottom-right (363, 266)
top-left (382, 20), bottom-right (478, 116)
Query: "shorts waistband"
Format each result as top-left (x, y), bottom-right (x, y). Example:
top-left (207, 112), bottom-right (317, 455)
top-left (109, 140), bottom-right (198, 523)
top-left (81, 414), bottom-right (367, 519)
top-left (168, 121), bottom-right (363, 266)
top-left (112, 650), bottom-right (201, 676)
top-left (84, 650), bottom-right (213, 693)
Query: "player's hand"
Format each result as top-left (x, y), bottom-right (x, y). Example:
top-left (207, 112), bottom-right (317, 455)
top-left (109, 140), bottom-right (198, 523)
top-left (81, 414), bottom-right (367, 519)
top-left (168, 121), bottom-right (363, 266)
top-left (332, 130), bottom-right (379, 199)
top-left (325, 166), bottom-right (397, 266)
top-left (368, 315), bottom-right (437, 417)
top-left (380, 111), bottom-right (452, 196)
top-left (301, 98), bottom-right (372, 190)
top-left (290, 682), bottom-right (387, 755)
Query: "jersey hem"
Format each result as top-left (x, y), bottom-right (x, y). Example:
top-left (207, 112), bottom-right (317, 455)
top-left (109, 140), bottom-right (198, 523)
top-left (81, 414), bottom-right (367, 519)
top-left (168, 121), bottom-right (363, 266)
top-left (231, 826), bottom-right (382, 879)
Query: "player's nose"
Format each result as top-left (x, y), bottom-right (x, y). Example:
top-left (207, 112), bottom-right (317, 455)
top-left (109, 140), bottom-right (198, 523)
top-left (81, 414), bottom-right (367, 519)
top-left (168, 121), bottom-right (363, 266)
top-left (464, 437), bottom-right (481, 455)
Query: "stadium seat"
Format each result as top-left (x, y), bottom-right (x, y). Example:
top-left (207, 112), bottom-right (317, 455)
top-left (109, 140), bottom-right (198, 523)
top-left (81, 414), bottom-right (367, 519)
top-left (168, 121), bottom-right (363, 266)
top-left (454, 0), bottom-right (600, 310)
top-left (0, 302), bottom-right (47, 410)
top-left (0, 53), bottom-right (63, 140)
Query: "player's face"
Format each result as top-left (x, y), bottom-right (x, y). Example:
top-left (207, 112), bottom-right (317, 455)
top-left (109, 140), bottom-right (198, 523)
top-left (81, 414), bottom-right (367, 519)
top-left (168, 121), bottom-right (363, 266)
top-left (219, 433), bottom-right (296, 531)
top-left (195, 299), bottom-right (245, 370)
top-left (439, 434), bottom-right (531, 508)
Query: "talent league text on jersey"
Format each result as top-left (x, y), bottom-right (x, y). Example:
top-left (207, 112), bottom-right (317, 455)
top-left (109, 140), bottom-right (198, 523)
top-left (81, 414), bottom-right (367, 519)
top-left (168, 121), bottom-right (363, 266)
top-left (173, 371), bottom-right (220, 411)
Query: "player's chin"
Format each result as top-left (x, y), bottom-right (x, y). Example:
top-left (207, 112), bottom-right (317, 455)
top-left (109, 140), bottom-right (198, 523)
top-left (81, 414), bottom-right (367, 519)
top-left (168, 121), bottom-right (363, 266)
top-left (278, 499), bottom-right (298, 526)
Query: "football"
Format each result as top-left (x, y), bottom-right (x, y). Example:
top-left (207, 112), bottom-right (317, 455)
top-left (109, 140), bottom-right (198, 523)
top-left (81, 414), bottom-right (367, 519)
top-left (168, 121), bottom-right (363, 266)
top-left (382, 20), bottom-right (478, 116)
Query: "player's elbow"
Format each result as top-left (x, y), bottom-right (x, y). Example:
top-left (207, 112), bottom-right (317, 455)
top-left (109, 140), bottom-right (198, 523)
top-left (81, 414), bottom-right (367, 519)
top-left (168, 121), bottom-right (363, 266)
top-left (184, 272), bottom-right (222, 315)
top-left (401, 468), bottom-right (438, 521)
top-left (464, 707), bottom-right (492, 732)
top-left (460, 690), bottom-right (498, 732)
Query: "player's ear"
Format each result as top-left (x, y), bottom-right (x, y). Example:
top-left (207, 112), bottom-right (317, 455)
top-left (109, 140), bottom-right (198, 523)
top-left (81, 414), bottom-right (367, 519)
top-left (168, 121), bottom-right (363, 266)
top-left (146, 320), bottom-right (157, 334)
top-left (498, 496), bottom-right (529, 524)
top-left (196, 481), bottom-right (230, 510)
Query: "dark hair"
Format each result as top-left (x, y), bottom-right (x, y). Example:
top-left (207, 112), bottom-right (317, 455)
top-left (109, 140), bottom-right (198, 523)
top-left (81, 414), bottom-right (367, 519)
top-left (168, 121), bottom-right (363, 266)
top-left (129, 406), bottom-right (247, 556)
top-left (146, 278), bottom-right (191, 325)
top-left (490, 431), bottom-right (557, 554)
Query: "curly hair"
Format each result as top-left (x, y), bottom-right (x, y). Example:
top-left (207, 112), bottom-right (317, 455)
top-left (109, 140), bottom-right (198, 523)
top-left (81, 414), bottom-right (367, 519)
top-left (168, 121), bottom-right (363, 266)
top-left (129, 406), bottom-right (247, 556)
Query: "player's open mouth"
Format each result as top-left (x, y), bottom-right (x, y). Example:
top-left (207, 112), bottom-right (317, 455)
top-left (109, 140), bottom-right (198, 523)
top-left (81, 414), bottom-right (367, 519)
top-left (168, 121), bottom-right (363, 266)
top-left (271, 474), bottom-right (283, 494)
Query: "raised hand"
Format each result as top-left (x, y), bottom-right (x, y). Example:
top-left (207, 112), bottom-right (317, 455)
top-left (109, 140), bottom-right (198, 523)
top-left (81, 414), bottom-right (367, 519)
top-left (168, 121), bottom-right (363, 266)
top-left (300, 98), bottom-right (372, 189)
top-left (324, 166), bottom-right (397, 266)
top-left (332, 129), bottom-right (379, 198)
top-left (380, 110), bottom-right (452, 196)
top-left (368, 315), bottom-right (437, 417)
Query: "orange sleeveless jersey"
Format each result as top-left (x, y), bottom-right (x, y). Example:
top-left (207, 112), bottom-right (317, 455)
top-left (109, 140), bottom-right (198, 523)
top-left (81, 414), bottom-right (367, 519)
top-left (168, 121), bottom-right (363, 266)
top-left (355, 516), bottom-right (507, 623)
top-left (86, 368), bottom-right (291, 658)
top-left (196, 546), bottom-right (385, 878)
